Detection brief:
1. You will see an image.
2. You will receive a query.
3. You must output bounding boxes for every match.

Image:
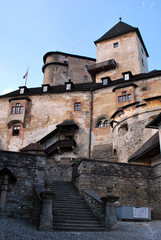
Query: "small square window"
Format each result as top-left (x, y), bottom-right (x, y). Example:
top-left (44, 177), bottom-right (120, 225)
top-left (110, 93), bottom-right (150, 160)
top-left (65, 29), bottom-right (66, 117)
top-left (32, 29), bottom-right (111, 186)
top-left (84, 75), bottom-right (88, 81)
top-left (20, 88), bottom-right (24, 94)
top-left (66, 84), bottom-right (71, 90)
top-left (74, 102), bottom-right (81, 111)
top-left (118, 96), bottom-right (122, 103)
top-left (13, 126), bottom-right (20, 136)
top-left (124, 74), bottom-right (130, 80)
top-left (43, 86), bottom-right (48, 92)
top-left (102, 79), bottom-right (108, 85)
top-left (113, 42), bottom-right (118, 48)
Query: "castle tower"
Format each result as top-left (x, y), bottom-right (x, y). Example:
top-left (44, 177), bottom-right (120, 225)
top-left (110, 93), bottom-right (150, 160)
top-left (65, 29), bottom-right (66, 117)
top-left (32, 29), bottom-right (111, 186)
top-left (88, 21), bottom-right (149, 83)
top-left (42, 52), bottom-right (95, 86)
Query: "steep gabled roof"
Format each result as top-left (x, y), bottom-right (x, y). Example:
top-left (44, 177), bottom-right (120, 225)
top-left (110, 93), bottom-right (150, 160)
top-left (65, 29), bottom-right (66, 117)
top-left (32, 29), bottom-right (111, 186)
top-left (94, 21), bottom-right (149, 57)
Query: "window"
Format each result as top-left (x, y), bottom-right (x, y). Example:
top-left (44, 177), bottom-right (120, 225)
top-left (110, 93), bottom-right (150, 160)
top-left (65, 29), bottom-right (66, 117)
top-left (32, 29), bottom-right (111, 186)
top-left (66, 83), bottom-right (71, 90)
top-left (20, 88), bottom-right (24, 94)
top-left (102, 78), bottom-right (108, 85)
top-left (84, 75), bottom-right (88, 81)
top-left (104, 120), bottom-right (108, 126)
top-left (64, 60), bottom-right (68, 64)
top-left (12, 126), bottom-right (20, 136)
top-left (11, 103), bottom-right (23, 114)
top-left (97, 119), bottom-right (109, 128)
top-left (74, 102), bottom-right (81, 111)
top-left (98, 121), bottom-right (103, 128)
top-left (43, 86), bottom-right (48, 92)
top-left (118, 96), bottom-right (122, 103)
top-left (122, 91), bottom-right (128, 102)
top-left (11, 107), bottom-right (16, 114)
top-left (113, 42), bottom-right (118, 48)
top-left (128, 94), bottom-right (132, 101)
top-left (124, 73), bottom-right (130, 80)
top-left (118, 92), bottom-right (132, 103)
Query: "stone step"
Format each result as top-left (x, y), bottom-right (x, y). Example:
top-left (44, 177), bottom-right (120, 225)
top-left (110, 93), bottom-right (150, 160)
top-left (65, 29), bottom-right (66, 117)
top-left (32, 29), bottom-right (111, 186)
top-left (54, 215), bottom-right (98, 222)
top-left (53, 225), bottom-right (105, 231)
top-left (53, 204), bottom-right (90, 209)
top-left (52, 181), bottom-right (104, 231)
top-left (54, 222), bottom-right (103, 227)
top-left (53, 218), bottom-right (100, 224)
top-left (53, 209), bottom-right (93, 214)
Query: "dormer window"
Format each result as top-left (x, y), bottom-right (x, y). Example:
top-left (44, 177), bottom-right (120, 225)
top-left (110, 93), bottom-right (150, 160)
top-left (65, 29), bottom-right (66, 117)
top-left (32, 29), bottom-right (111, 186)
top-left (20, 88), bottom-right (24, 94)
top-left (42, 84), bottom-right (51, 93)
top-left (102, 79), bottom-right (108, 85)
top-left (102, 77), bottom-right (111, 85)
top-left (19, 86), bottom-right (28, 95)
top-left (65, 79), bottom-right (73, 91)
top-left (124, 74), bottom-right (130, 80)
top-left (66, 84), bottom-right (71, 90)
top-left (122, 71), bottom-right (133, 81)
top-left (43, 86), bottom-right (48, 92)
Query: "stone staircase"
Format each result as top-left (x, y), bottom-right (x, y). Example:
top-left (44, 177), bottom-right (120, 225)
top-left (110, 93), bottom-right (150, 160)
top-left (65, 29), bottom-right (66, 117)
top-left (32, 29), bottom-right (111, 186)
top-left (52, 181), bottom-right (104, 231)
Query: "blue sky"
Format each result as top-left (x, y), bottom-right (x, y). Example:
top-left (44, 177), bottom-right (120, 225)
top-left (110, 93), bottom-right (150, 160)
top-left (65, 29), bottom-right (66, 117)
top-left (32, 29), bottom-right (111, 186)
top-left (0, 0), bottom-right (161, 94)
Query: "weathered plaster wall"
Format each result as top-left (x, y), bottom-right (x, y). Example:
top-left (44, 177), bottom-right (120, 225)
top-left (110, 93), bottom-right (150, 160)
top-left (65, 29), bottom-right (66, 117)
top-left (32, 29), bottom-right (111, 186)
top-left (0, 91), bottom-right (91, 161)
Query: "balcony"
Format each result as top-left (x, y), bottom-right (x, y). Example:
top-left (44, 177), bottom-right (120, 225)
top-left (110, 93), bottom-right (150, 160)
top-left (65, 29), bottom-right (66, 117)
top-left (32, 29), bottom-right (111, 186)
top-left (46, 140), bottom-right (76, 156)
top-left (87, 59), bottom-right (116, 75)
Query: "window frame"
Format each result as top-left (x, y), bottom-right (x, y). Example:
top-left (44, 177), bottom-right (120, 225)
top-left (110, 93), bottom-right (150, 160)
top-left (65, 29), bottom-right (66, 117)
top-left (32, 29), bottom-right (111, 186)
top-left (12, 125), bottom-right (20, 136)
top-left (66, 83), bottom-right (71, 90)
top-left (11, 103), bottom-right (23, 114)
top-left (96, 119), bottom-right (109, 128)
top-left (118, 91), bottom-right (132, 103)
top-left (74, 102), bottom-right (81, 111)
top-left (113, 42), bottom-right (119, 48)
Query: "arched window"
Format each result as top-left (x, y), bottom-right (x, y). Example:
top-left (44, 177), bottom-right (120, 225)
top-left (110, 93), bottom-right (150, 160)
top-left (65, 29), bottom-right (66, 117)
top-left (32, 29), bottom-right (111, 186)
top-left (98, 121), bottom-right (103, 128)
top-left (104, 120), bottom-right (108, 127)
top-left (96, 118), bottom-right (109, 128)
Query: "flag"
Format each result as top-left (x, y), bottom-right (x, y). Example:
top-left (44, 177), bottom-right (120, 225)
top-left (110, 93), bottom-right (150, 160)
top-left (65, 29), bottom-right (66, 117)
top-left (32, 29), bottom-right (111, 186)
top-left (23, 70), bottom-right (28, 79)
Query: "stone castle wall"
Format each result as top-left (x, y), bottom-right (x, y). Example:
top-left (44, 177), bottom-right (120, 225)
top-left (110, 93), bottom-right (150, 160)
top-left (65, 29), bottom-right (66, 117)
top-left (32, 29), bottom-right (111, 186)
top-left (73, 159), bottom-right (161, 219)
top-left (0, 150), bottom-right (45, 218)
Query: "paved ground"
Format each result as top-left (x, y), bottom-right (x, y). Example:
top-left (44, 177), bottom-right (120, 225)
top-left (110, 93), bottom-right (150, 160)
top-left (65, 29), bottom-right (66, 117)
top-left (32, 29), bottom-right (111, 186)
top-left (0, 217), bottom-right (161, 240)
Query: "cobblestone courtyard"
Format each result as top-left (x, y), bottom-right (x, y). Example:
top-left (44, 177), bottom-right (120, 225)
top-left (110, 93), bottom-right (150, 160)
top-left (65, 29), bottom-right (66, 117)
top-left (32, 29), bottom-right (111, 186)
top-left (0, 217), bottom-right (161, 240)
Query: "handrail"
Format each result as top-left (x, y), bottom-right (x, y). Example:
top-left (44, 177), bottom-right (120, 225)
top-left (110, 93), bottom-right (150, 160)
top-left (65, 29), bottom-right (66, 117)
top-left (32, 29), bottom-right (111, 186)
top-left (82, 189), bottom-right (103, 203)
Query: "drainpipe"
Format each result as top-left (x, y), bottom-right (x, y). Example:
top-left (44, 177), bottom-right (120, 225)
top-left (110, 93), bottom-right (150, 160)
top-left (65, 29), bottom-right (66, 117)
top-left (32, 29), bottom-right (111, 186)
top-left (88, 88), bottom-right (93, 159)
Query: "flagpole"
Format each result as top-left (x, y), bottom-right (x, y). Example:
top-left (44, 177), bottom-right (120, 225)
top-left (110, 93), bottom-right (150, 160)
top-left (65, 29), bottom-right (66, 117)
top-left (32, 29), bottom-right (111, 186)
top-left (25, 67), bottom-right (29, 87)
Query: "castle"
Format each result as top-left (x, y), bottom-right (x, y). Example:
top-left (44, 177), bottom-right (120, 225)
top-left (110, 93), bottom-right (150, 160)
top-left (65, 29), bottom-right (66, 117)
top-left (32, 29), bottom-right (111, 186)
top-left (0, 21), bottom-right (161, 227)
